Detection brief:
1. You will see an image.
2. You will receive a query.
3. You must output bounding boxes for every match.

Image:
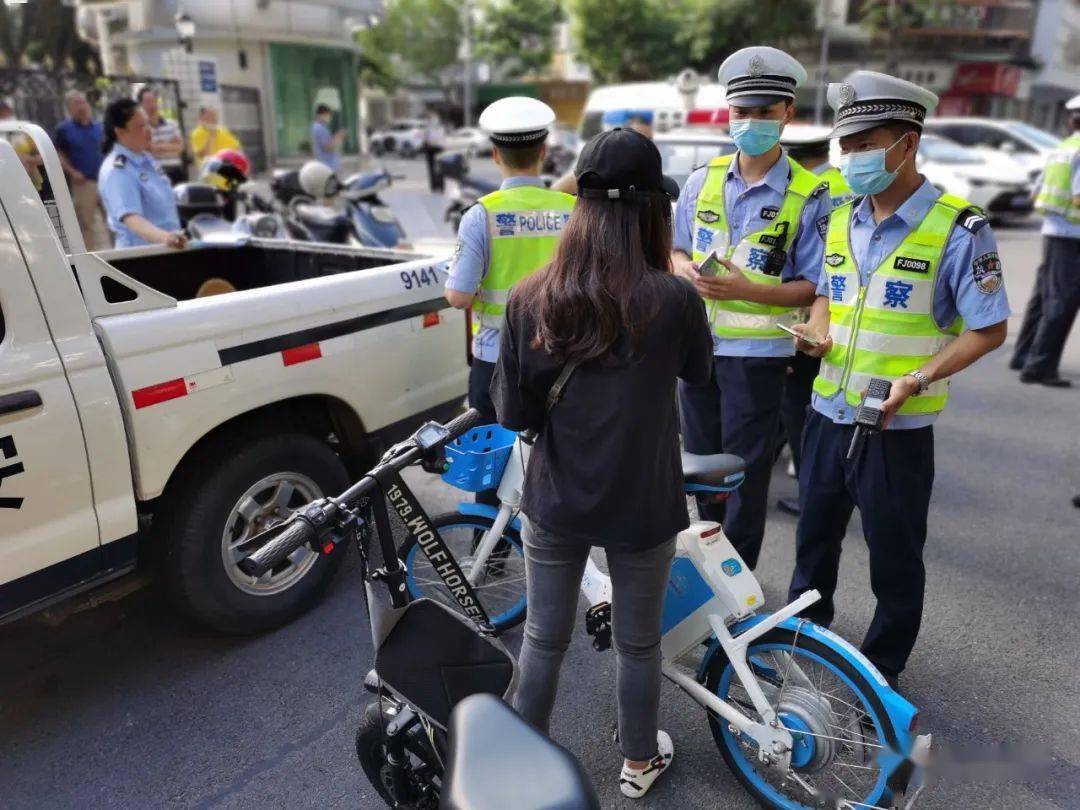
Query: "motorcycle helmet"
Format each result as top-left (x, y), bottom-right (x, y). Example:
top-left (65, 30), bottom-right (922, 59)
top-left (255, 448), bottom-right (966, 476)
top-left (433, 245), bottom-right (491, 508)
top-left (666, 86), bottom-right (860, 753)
top-left (200, 155), bottom-right (248, 193)
top-left (298, 160), bottom-right (341, 199)
top-left (215, 148), bottom-right (251, 179)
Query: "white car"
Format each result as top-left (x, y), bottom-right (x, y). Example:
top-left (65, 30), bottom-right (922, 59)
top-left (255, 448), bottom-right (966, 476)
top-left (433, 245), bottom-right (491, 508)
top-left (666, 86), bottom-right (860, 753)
top-left (0, 122), bottom-right (466, 633)
top-left (922, 118), bottom-right (1060, 184)
top-left (443, 127), bottom-right (491, 157)
top-left (370, 119), bottom-right (427, 158)
top-left (917, 134), bottom-right (1033, 224)
top-left (654, 128), bottom-right (736, 189)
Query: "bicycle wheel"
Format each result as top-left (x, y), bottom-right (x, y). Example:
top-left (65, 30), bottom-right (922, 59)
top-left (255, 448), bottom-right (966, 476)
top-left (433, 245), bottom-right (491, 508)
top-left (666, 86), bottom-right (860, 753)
top-left (702, 626), bottom-right (901, 809)
top-left (399, 512), bottom-right (527, 632)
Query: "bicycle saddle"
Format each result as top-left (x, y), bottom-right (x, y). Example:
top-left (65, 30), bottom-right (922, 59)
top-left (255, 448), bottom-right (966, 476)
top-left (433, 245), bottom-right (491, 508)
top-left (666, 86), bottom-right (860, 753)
top-left (681, 450), bottom-right (746, 488)
top-left (441, 694), bottom-right (600, 810)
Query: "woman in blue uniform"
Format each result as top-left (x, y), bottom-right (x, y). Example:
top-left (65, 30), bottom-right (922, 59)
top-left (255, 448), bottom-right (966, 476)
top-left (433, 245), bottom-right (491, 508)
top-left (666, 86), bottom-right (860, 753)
top-left (98, 98), bottom-right (187, 249)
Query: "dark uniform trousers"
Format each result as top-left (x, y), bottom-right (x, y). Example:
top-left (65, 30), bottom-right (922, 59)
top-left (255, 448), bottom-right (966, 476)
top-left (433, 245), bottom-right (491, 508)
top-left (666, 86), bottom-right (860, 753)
top-left (780, 352), bottom-right (821, 476)
top-left (1016, 235), bottom-right (1080, 378)
top-left (679, 355), bottom-right (787, 569)
top-left (788, 410), bottom-right (934, 679)
top-left (469, 358), bottom-right (500, 507)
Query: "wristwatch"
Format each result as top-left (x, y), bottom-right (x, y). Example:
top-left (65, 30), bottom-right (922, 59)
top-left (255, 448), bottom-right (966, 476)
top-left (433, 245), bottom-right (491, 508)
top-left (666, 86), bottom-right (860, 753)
top-left (906, 370), bottom-right (930, 395)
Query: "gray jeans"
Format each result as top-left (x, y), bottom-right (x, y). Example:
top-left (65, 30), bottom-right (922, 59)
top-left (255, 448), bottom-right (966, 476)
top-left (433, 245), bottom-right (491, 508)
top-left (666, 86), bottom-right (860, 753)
top-left (511, 521), bottom-right (675, 761)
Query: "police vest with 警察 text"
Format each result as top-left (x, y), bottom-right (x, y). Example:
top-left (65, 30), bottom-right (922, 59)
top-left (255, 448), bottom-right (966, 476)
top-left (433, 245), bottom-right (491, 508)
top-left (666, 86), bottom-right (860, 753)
top-left (812, 193), bottom-right (983, 416)
top-left (473, 185), bottom-right (576, 333)
top-left (691, 154), bottom-right (826, 340)
top-left (1034, 133), bottom-right (1080, 224)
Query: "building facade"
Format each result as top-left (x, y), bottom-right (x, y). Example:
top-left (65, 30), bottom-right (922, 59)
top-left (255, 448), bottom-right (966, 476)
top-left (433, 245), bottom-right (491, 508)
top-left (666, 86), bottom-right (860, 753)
top-left (74, 0), bottom-right (380, 166)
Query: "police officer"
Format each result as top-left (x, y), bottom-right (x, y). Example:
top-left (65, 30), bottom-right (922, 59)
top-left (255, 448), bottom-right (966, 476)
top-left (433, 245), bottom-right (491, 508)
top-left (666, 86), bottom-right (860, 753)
top-left (443, 96), bottom-right (575, 455)
top-left (776, 125), bottom-right (854, 516)
top-left (788, 71), bottom-right (1010, 688)
top-left (673, 47), bottom-right (831, 569)
top-left (98, 98), bottom-right (186, 249)
top-left (1011, 92), bottom-right (1080, 387)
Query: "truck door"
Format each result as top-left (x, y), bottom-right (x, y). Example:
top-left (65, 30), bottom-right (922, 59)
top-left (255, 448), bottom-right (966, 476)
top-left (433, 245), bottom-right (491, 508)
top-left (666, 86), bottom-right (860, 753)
top-left (0, 203), bottom-right (100, 616)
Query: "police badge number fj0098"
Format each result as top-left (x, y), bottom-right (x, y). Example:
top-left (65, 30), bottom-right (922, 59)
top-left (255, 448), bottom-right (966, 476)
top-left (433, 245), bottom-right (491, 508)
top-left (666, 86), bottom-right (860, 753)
top-left (972, 251), bottom-right (1003, 294)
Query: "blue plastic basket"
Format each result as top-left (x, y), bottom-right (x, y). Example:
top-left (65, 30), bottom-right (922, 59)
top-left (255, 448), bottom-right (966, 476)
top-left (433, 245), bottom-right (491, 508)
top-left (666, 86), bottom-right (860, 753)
top-left (441, 424), bottom-right (517, 492)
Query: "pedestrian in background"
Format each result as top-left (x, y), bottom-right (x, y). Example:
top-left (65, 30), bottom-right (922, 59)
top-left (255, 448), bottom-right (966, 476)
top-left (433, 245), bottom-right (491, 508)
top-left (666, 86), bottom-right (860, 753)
top-left (191, 106), bottom-right (240, 164)
top-left (311, 103), bottom-right (344, 173)
top-left (492, 128), bottom-right (710, 799)
top-left (0, 100), bottom-right (44, 192)
top-left (98, 98), bottom-right (186, 250)
top-left (789, 71), bottom-right (1009, 689)
top-left (422, 112), bottom-right (445, 192)
top-left (673, 47), bottom-right (831, 570)
top-left (1012, 93), bottom-right (1080, 387)
top-left (137, 86), bottom-right (185, 185)
top-left (54, 89), bottom-right (108, 250)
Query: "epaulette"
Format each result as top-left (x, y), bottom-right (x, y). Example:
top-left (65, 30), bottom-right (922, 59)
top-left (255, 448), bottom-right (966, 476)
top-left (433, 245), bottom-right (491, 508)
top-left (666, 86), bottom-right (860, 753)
top-left (957, 206), bottom-right (989, 234)
top-left (113, 154), bottom-right (127, 168)
top-left (808, 181), bottom-right (829, 199)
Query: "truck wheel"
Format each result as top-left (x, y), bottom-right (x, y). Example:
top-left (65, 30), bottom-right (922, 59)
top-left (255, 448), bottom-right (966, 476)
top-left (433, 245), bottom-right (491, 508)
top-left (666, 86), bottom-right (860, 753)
top-left (160, 433), bottom-right (350, 634)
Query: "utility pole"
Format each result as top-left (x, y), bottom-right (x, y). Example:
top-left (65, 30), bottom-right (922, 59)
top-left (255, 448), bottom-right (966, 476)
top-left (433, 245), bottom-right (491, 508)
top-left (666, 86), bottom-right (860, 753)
top-left (814, 0), bottom-right (832, 125)
top-left (461, 0), bottom-right (473, 127)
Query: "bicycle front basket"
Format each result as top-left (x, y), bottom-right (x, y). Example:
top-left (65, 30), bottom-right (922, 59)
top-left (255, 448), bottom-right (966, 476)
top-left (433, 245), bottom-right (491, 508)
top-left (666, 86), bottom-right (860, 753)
top-left (441, 424), bottom-right (516, 493)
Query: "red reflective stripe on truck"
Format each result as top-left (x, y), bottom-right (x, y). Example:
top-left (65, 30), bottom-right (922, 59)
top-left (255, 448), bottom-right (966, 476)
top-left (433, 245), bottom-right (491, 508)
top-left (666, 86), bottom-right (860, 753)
top-left (281, 342), bottom-right (322, 366)
top-left (132, 378), bottom-right (188, 409)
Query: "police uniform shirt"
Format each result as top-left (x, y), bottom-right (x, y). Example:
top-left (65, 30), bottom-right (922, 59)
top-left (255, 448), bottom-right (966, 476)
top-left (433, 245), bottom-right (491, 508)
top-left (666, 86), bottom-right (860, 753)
top-left (673, 151), bottom-right (831, 357)
top-left (445, 176), bottom-right (548, 362)
top-left (1040, 148), bottom-right (1080, 240)
top-left (98, 144), bottom-right (180, 248)
top-left (812, 179), bottom-right (1011, 429)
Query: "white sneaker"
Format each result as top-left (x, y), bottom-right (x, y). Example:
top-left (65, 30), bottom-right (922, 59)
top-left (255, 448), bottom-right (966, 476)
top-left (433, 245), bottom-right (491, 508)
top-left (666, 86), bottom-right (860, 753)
top-left (619, 730), bottom-right (673, 799)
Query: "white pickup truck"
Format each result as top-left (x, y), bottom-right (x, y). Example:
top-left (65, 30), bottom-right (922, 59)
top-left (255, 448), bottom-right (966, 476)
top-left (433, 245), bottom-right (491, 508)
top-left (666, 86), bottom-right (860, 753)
top-left (0, 124), bottom-right (466, 633)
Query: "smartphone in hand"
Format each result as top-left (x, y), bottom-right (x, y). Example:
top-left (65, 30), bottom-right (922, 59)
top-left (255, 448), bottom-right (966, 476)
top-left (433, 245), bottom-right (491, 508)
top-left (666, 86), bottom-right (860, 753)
top-left (777, 323), bottom-right (821, 347)
top-left (697, 249), bottom-right (724, 277)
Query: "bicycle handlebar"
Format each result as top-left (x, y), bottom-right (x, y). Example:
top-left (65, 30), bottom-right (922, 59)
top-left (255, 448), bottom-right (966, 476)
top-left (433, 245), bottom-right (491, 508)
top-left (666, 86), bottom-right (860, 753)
top-left (237, 409), bottom-right (484, 577)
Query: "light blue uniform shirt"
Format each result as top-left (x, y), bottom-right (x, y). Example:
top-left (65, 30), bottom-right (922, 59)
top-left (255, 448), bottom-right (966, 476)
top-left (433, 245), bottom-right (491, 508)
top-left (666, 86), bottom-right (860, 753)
top-left (311, 120), bottom-right (342, 173)
top-left (445, 176), bottom-right (546, 363)
top-left (1040, 150), bottom-right (1080, 239)
top-left (674, 150), bottom-right (831, 357)
top-left (98, 144), bottom-right (180, 248)
top-left (812, 179), bottom-right (1012, 429)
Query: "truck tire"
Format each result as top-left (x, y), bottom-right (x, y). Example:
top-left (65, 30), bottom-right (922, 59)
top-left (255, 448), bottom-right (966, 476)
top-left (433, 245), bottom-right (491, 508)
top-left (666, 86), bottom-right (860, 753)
top-left (159, 433), bottom-right (350, 634)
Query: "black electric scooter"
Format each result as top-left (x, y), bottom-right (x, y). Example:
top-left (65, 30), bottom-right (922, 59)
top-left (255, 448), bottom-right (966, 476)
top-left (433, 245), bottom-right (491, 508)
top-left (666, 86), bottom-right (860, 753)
top-left (239, 411), bottom-right (598, 810)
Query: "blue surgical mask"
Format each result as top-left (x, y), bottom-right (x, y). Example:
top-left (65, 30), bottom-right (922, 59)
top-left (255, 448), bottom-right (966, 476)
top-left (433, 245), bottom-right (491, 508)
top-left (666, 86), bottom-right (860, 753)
top-left (729, 119), bottom-right (782, 156)
top-left (838, 136), bottom-right (910, 196)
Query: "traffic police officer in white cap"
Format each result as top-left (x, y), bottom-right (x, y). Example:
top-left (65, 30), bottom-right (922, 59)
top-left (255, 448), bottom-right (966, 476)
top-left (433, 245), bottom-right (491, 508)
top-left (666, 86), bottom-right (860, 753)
top-left (788, 71), bottom-right (1010, 687)
top-left (673, 46), bottom-right (831, 569)
top-left (1011, 90), bottom-right (1080, 385)
top-left (444, 97), bottom-right (575, 500)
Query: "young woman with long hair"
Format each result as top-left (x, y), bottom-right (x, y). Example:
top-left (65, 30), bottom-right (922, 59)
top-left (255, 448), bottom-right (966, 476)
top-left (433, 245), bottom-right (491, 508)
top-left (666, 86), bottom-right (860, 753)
top-left (491, 128), bottom-right (714, 799)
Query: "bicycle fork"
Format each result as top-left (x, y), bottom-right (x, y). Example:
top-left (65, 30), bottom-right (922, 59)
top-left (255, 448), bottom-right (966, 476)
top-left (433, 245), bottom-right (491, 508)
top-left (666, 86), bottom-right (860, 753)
top-left (465, 504), bottom-right (517, 586)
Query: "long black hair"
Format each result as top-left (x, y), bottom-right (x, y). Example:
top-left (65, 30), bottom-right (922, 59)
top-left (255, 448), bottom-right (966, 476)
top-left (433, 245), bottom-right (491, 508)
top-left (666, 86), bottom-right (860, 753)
top-left (514, 193), bottom-right (673, 363)
top-left (101, 98), bottom-right (139, 154)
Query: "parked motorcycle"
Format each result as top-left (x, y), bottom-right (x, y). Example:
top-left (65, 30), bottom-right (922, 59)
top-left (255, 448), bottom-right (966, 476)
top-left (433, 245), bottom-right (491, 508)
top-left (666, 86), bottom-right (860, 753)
top-left (175, 150), bottom-right (287, 241)
top-left (437, 151), bottom-right (498, 233)
top-left (269, 161), bottom-right (407, 249)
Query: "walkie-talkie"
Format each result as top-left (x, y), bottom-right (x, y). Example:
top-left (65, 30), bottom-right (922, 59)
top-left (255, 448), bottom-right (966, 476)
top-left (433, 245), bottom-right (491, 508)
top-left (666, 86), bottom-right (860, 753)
top-left (846, 378), bottom-right (893, 460)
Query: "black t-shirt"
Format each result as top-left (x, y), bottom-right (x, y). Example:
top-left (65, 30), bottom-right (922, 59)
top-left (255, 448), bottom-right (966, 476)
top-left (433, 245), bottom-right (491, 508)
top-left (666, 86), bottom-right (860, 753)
top-left (491, 274), bottom-right (713, 551)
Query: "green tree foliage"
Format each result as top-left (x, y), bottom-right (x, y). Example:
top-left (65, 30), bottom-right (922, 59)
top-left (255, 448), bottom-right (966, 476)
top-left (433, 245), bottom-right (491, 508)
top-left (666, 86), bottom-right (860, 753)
top-left (566, 0), bottom-right (688, 84)
top-left (475, 0), bottom-right (563, 80)
top-left (356, 0), bottom-right (463, 94)
top-left (680, 0), bottom-right (816, 77)
top-left (0, 0), bottom-right (100, 72)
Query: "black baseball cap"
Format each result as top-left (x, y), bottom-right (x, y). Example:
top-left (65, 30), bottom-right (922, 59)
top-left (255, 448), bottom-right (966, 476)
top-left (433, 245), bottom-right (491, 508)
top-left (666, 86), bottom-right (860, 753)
top-left (575, 128), bottom-right (680, 201)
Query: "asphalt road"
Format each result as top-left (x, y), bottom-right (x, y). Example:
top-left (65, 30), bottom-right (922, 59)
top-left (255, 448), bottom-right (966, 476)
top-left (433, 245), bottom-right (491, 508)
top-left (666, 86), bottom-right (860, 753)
top-left (1, 160), bottom-right (1077, 809)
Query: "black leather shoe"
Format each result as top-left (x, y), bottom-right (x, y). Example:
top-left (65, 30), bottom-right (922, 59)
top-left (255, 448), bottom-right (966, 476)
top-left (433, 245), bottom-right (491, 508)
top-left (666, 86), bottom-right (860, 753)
top-left (776, 497), bottom-right (801, 516)
top-left (1020, 374), bottom-right (1072, 387)
top-left (1072, 493), bottom-right (1080, 509)
top-left (1008, 357), bottom-right (1024, 371)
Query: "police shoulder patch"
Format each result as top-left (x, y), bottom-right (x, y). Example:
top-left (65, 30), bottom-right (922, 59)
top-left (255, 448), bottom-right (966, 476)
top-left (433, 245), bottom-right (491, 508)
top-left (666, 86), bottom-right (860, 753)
top-left (697, 209), bottom-right (720, 224)
top-left (972, 251), bottom-right (1003, 294)
top-left (113, 154), bottom-right (127, 168)
top-left (816, 215), bottom-right (829, 239)
top-left (957, 206), bottom-right (988, 234)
